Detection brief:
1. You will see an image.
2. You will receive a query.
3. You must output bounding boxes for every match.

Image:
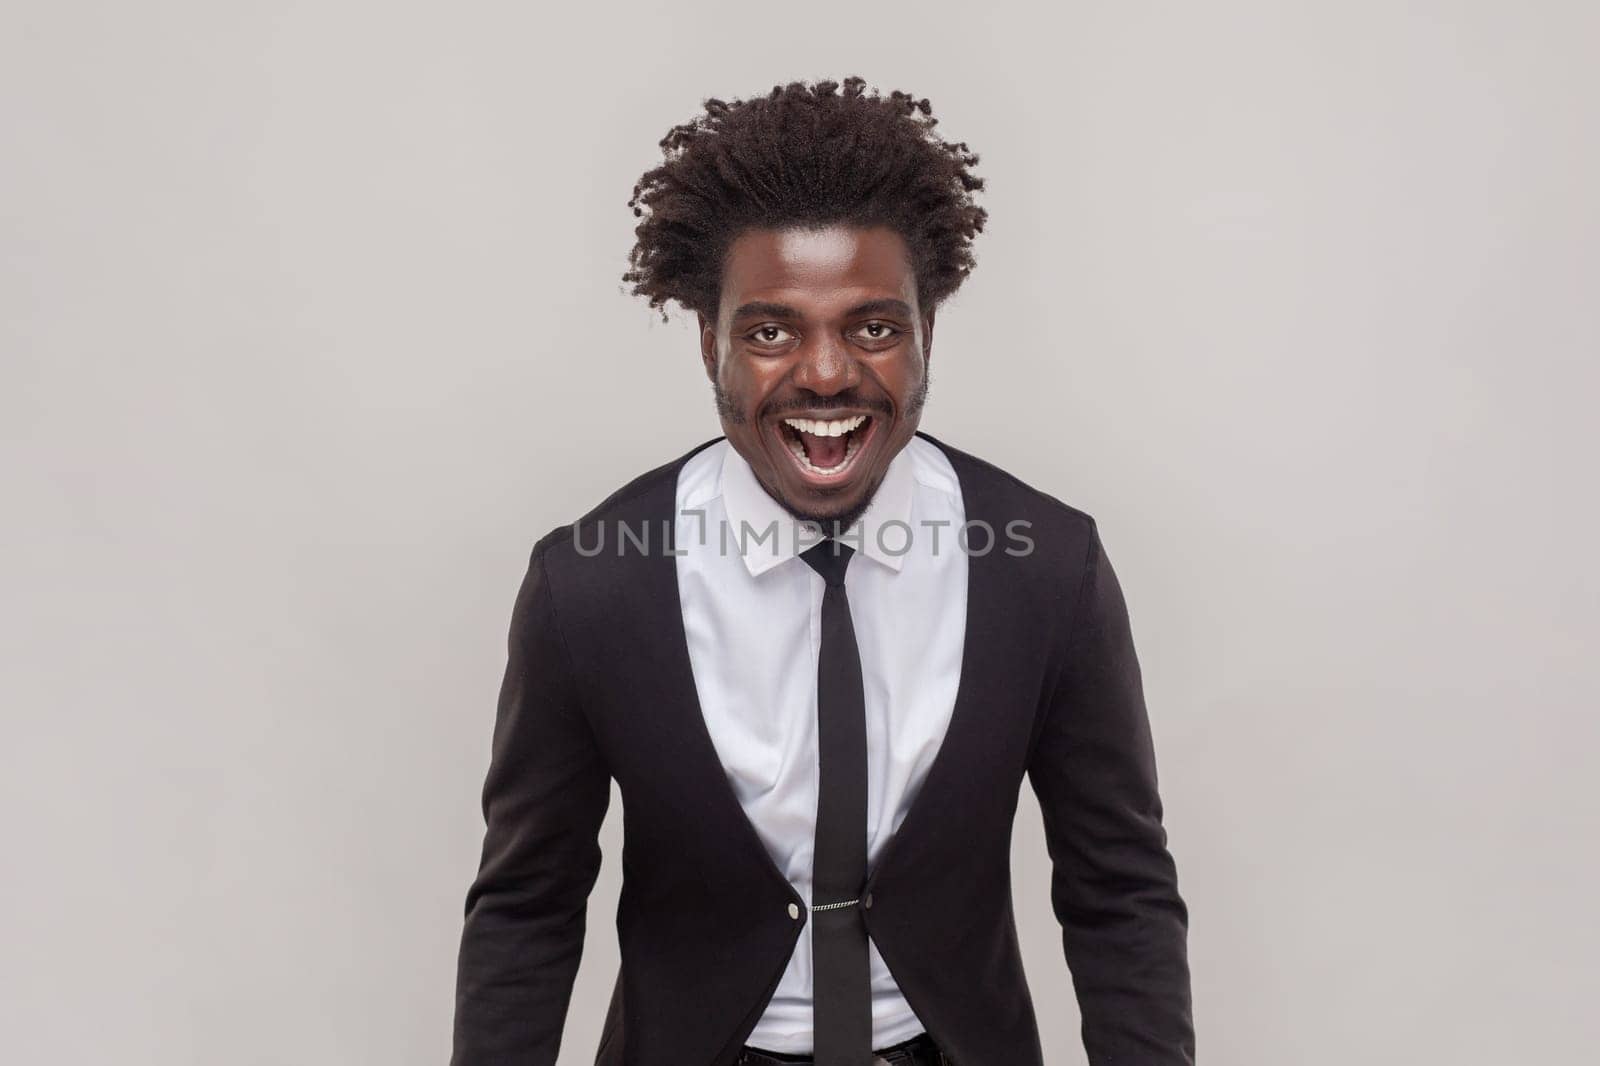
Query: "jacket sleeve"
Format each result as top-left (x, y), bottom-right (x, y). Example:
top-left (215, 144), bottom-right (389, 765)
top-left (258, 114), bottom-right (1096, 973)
top-left (451, 537), bottom-right (612, 1066)
top-left (1025, 522), bottom-right (1195, 1065)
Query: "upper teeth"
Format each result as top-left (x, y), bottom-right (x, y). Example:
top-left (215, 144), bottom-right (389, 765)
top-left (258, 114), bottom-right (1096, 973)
top-left (783, 415), bottom-right (867, 437)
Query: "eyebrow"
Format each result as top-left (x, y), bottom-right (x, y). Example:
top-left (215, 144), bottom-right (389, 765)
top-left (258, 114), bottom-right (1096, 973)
top-left (846, 298), bottom-right (914, 319)
top-left (730, 301), bottom-right (801, 322)
top-left (729, 298), bottom-right (915, 323)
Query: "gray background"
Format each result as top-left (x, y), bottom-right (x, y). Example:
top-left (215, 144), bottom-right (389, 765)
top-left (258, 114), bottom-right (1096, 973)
top-left (4, 2), bottom-right (1596, 1063)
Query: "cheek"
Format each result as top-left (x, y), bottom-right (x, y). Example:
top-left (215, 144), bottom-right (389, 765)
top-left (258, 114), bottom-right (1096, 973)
top-left (727, 357), bottom-right (786, 401)
top-left (714, 371), bottom-right (760, 424)
top-left (886, 350), bottom-right (927, 400)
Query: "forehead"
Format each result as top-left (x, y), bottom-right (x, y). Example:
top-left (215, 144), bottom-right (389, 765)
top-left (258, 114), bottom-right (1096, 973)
top-left (719, 225), bottom-right (916, 318)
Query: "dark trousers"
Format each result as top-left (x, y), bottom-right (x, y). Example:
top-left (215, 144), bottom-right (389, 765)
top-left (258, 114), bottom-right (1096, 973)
top-left (737, 1031), bottom-right (951, 1066)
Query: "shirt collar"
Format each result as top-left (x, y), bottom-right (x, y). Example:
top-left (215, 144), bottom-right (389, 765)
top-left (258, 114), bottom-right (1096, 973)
top-left (718, 439), bottom-right (916, 579)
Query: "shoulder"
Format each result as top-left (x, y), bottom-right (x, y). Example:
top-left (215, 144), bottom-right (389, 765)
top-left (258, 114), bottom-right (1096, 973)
top-left (913, 430), bottom-right (1100, 554)
top-left (915, 433), bottom-right (1122, 673)
top-left (527, 435), bottom-right (724, 574)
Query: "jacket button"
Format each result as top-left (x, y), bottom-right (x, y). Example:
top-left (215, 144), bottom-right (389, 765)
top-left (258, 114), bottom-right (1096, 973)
top-left (862, 892), bottom-right (874, 910)
top-left (788, 903), bottom-right (801, 919)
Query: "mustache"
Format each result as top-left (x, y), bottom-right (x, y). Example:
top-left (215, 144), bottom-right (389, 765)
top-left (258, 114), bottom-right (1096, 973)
top-left (762, 394), bottom-right (893, 417)
top-left (711, 382), bottom-right (907, 426)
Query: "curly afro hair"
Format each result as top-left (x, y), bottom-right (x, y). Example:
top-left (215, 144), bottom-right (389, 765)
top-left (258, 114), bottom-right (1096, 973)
top-left (624, 76), bottom-right (988, 322)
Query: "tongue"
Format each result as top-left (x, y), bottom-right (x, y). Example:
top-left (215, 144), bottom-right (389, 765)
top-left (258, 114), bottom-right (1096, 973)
top-left (802, 430), bottom-right (848, 469)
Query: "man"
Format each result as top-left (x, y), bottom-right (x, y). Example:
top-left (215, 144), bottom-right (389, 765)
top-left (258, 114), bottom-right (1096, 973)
top-left (451, 77), bottom-right (1193, 1066)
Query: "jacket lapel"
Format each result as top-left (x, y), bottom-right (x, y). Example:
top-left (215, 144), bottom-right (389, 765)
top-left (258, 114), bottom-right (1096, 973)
top-left (608, 439), bottom-right (807, 900)
top-left (862, 431), bottom-right (1016, 890)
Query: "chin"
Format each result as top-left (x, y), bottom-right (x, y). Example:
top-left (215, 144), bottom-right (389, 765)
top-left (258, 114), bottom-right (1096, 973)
top-left (781, 491), bottom-right (873, 534)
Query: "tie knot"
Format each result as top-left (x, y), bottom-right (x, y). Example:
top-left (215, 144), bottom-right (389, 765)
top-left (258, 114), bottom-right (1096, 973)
top-left (800, 539), bottom-right (855, 587)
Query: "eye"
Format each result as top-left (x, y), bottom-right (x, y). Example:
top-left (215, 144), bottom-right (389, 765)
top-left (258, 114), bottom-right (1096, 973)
top-left (747, 324), bottom-right (795, 346)
top-left (854, 321), bottom-right (901, 343)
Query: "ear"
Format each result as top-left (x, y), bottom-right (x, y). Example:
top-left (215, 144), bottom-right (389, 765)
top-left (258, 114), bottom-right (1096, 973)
top-left (920, 307), bottom-right (936, 368)
top-left (697, 311), bottom-right (718, 384)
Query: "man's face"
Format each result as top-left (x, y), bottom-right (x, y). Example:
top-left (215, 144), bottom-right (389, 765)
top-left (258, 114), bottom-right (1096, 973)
top-left (698, 224), bottom-right (934, 531)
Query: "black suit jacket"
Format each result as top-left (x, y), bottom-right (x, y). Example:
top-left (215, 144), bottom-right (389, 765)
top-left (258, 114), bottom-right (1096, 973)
top-left (450, 432), bottom-right (1194, 1066)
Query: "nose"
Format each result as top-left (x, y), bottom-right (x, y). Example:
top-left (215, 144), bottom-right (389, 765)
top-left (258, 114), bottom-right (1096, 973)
top-left (790, 333), bottom-right (861, 397)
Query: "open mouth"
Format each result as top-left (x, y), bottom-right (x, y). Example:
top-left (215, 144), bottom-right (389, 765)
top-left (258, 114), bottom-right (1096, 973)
top-left (774, 413), bottom-right (878, 484)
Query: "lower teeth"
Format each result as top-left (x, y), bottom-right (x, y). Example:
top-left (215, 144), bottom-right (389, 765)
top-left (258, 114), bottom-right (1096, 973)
top-left (787, 432), bottom-right (860, 475)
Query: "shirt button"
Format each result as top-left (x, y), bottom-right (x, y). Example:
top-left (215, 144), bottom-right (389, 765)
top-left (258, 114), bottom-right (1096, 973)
top-left (788, 903), bottom-right (801, 920)
top-left (862, 892), bottom-right (874, 910)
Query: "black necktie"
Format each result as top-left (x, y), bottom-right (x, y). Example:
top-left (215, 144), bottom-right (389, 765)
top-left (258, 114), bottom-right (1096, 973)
top-left (799, 538), bottom-right (873, 1066)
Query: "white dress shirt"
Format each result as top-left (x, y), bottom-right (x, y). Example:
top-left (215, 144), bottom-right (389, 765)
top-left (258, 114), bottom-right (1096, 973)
top-left (672, 436), bottom-right (969, 1053)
